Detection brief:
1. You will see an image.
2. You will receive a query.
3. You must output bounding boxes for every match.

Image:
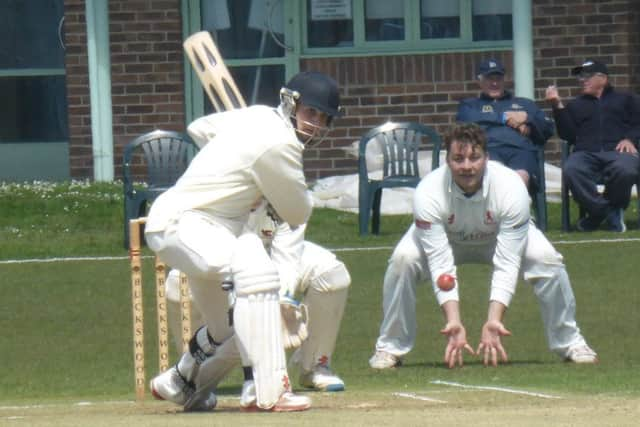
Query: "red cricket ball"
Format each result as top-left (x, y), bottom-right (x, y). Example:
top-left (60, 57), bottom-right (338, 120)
top-left (437, 273), bottom-right (456, 291)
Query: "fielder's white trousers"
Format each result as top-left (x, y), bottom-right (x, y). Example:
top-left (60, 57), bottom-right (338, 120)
top-left (375, 224), bottom-right (587, 359)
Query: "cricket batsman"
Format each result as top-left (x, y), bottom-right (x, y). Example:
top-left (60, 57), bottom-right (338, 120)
top-left (369, 123), bottom-right (598, 369)
top-left (144, 71), bottom-right (344, 412)
top-left (161, 202), bottom-right (351, 411)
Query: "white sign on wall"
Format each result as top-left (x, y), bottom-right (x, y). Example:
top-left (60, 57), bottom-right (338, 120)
top-left (310, 0), bottom-right (352, 21)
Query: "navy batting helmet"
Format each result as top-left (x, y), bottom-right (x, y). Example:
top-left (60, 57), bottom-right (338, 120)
top-left (283, 71), bottom-right (344, 118)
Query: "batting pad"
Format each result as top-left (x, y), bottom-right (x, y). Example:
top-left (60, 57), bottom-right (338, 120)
top-left (234, 291), bottom-right (287, 409)
top-left (183, 31), bottom-right (246, 112)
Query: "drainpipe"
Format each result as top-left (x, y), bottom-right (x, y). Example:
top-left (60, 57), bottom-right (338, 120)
top-left (85, 0), bottom-right (114, 181)
top-left (512, 0), bottom-right (535, 99)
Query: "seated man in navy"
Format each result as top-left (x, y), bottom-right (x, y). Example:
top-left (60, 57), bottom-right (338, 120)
top-left (457, 58), bottom-right (553, 196)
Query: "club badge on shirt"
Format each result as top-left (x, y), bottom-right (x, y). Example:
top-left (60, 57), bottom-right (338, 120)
top-left (415, 219), bottom-right (431, 230)
top-left (482, 105), bottom-right (493, 113)
top-left (484, 211), bottom-right (496, 225)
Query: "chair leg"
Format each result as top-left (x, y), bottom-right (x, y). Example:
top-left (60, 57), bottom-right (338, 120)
top-left (533, 191), bottom-right (547, 232)
top-left (637, 183), bottom-right (640, 229)
top-left (359, 192), bottom-right (372, 236)
top-left (561, 177), bottom-right (571, 232)
top-left (372, 189), bottom-right (383, 235)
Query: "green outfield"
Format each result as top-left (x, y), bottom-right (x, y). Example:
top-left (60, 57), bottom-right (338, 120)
top-left (1, 182), bottom-right (639, 426)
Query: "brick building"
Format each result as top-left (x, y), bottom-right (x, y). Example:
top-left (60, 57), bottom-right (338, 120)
top-left (1, 0), bottom-right (639, 182)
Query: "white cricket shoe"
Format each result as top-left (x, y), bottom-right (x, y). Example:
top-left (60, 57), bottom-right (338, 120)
top-left (369, 350), bottom-right (401, 369)
top-left (239, 380), bottom-right (257, 409)
top-left (240, 381), bottom-right (311, 413)
top-left (300, 364), bottom-right (345, 392)
top-left (565, 344), bottom-right (599, 364)
top-left (150, 365), bottom-right (217, 411)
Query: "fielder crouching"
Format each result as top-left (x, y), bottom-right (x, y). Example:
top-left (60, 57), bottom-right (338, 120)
top-left (369, 123), bottom-right (598, 370)
top-left (144, 71), bottom-right (344, 412)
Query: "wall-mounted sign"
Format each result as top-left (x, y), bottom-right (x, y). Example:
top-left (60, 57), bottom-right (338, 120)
top-left (310, 0), bottom-right (352, 21)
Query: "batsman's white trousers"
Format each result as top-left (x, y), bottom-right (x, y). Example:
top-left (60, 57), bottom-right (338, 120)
top-left (375, 224), bottom-right (588, 359)
top-left (146, 210), bottom-right (246, 344)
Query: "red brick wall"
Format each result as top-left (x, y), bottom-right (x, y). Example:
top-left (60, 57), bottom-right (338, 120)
top-left (302, 51), bottom-right (513, 179)
top-left (303, 0), bottom-right (640, 178)
top-left (533, 0), bottom-right (640, 158)
top-left (64, 0), bottom-right (640, 180)
top-left (64, 0), bottom-right (184, 179)
top-left (63, 0), bottom-right (91, 178)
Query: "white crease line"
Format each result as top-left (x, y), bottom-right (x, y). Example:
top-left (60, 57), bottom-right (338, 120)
top-left (392, 392), bottom-right (447, 403)
top-left (0, 255), bottom-right (151, 265)
top-left (1, 236), bottom-right (639, 264)
top-left (430, 380), bottom-right (561, 399)
top-left (552, 237), bottom-right (640, 245)
top-left (0, 401), bottom-right (134, 410)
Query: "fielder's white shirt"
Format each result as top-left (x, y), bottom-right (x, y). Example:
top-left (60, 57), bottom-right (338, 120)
top-left (146, 105), bottom-right (313, 233)
top-left (413, 160), bottom-right (531, 307)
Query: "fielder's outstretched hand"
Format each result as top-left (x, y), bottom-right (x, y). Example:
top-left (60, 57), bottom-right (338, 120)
top-left (440, 322), bottom-right (475, 368)
top-left (476, 320), bottom-right (511, 367)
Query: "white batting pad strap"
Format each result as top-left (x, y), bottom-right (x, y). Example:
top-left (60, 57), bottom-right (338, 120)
top-left (194, 337), bottom-right (240, 392)
top-left (234, 291), bottom-right (287, 409)
top-left (232, 233), bottom-right (281, 296)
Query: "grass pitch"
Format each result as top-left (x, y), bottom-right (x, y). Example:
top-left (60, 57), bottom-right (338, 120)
top-left (1, 182), bottom-right (639, 426)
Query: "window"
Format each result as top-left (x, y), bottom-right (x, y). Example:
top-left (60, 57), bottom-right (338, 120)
top-left (307, 0), bottom-right (354, 47)
top-left (199, 0), bottom-right (288, 109)
top-left (304, 0), bottom-right (512, 52)
top-left (365, 0), bottom-right (404, 42)
top-left (0, 0), bottom-right (67, 143)
top-left (420, 0), bottom-right (460, 39)
top-left (472, 0), bottom-right (512, 41)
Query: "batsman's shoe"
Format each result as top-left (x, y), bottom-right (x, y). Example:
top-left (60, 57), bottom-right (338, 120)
top-left (183, 389), bottom-right (218, 412)
top-left (369, 350), bottom-right (401, 369)
top-left (300, 364), bottom-right (345, 392)
top-left (240, 383), bottom-right (311, 413)
top-left (565, 344), bottom-right (599, 364)
top-left (150, 365), bottom-right (216, 411)
top-left (239, 380), bottom-right (257, 409)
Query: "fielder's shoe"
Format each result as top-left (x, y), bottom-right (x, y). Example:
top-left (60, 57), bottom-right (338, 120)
top-left (565, 343), bottom-right (599, 364)
top-left (606, 208), bottom-right (626, 232)
top-left (150, 365), bottom-right (217, 411)
top-left (300, 364), bottom-right (345, 392)
top-left (368, 350), bottom-right (401, 369)
top-left (240, 381), bottom-right (311, 413)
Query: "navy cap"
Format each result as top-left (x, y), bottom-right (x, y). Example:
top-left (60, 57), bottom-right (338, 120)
top-left (571, 60), bottom-right (608, 76)
top-left (477, 59), bottom-right (505, 78)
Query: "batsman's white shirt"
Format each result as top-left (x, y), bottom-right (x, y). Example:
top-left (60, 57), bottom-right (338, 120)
top-left (414, 160), bottom-right (530, 307)
top-left (146, 105), bottom-right (312, 234)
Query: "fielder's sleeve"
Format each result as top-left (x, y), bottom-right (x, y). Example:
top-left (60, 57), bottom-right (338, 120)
top-left (413, 182), bottom-right (459, 305)
top-left (253, 142), bottom-right (313, 227)
top-left (490, 182), bottom-right (531, 306)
